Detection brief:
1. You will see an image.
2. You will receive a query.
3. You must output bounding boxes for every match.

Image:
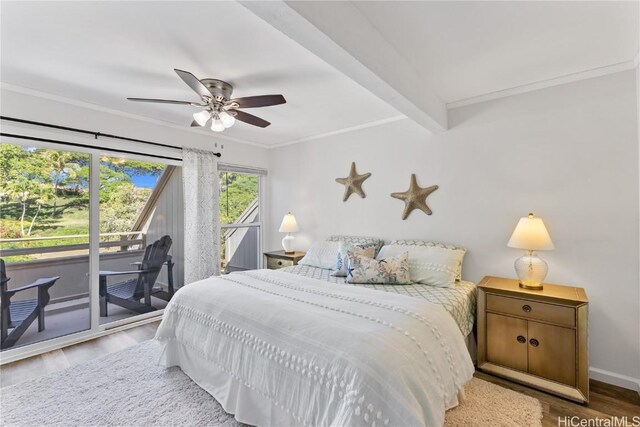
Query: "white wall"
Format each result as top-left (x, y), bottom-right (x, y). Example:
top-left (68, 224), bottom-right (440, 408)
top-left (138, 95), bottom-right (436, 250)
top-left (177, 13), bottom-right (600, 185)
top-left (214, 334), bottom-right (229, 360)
top-left (267, 70), bottom-right (640, 389)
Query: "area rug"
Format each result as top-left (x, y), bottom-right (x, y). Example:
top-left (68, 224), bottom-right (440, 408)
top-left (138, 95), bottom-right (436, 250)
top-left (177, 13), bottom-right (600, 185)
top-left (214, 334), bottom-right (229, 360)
top-left (0, 340), bottom-right (542, 427)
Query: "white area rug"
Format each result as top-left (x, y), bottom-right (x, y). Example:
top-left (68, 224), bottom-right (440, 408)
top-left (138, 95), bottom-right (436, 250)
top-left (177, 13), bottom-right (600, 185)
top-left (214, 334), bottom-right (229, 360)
top-left (0, 340), bottom-right (542, 427)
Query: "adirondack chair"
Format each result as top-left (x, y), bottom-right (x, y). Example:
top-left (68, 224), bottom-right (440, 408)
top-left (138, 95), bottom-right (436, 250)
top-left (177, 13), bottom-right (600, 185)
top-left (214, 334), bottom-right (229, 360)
top-left (99, 235), bottom-right (172, 317)
top-left (1, 259), bottom-right (59, 350)
top-left (130, 256), bottom-right (175, 302)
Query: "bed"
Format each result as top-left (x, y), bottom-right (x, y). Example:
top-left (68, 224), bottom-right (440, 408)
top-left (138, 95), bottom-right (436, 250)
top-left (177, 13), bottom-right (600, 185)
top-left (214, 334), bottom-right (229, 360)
top-left (156, 269), bottom-right (475, 427)
top-left (280, 264), bottom-right (477, 338)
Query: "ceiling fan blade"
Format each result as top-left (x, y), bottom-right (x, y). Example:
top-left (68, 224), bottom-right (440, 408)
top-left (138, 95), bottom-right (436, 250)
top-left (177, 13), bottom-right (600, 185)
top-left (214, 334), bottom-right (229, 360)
top-left (228, 95), bottom-right (286, 109)
top-left (127, 97), bottom-right (203, 106)
top-left (174, 69), bottom-right (213, 101)
top-left (233, 110), bottom-right (271, 128)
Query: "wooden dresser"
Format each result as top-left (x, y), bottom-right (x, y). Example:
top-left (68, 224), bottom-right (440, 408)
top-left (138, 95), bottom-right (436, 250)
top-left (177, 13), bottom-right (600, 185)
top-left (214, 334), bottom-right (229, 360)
top-left (477, 276), bottom-right (589, 403)
top-left (264, 250), bottom-right (305, 270)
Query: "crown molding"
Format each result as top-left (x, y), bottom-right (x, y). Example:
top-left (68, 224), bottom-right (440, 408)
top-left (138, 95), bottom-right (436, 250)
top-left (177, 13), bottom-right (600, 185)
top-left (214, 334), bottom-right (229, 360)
top-left (447, 60), bottom-right (637, 110)
top-left (268, 115), bottom-right (407, 149)
top-left (0, 83), bottom-right (267, 149)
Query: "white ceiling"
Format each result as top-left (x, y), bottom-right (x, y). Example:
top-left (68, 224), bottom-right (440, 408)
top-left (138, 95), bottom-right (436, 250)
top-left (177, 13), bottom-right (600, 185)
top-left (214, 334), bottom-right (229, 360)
top-left (0, 1), bottom-right (399, 147)
top-left (1, 1), bottom-right (638, 146)
top-left (351, 1), bottom-right (639, 104)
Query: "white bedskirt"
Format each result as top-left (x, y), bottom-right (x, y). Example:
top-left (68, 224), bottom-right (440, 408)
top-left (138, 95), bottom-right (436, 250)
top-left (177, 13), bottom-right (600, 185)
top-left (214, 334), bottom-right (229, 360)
top-left (156, 270), bottom-right (474, 427)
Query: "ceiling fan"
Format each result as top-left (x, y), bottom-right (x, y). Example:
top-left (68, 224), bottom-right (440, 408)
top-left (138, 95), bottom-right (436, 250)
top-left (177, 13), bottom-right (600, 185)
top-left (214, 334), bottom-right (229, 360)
top-left (127, 69), bottom-right (286, 132)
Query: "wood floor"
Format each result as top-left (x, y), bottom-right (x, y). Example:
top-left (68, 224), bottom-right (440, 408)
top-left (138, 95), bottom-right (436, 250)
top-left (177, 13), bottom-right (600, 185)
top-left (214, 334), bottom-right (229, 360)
top-left (0, 321), bottom-right (159, 389)
top-left (1, 321), bottom-right (638, 426)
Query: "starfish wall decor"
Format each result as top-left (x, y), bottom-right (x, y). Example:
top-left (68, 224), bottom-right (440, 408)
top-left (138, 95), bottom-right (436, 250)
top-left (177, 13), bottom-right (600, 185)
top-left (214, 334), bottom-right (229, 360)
top-left (335, 162), bottom-right (372, 202)
top-left (391, 174), bottom-right (439, 220)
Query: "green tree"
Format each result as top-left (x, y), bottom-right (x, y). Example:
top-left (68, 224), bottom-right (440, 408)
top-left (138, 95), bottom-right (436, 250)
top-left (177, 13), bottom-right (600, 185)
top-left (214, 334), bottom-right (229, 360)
top-left (99, 183), bottom-right (151, 234)
top-left (0, 144), bottom-right (29, 185)
top-left (3, 176), bottom-right (54, 236)
top-left (219, 172), bottom-right (258, 224)
top-left (26, 184), bottom-right (54, 236)
top-left (42, 150), bottom-right (81, 216)
top-left (98, 157), bottom-right (164, 235)
top-left (0, 146), bottom-right (168, 251)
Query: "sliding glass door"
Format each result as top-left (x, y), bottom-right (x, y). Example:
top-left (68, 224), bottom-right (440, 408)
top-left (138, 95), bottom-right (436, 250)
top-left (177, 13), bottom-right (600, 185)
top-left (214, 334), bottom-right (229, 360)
top-left (1, 142), bottom-right (91, 349)
top-left (0, 138), bottom-right (183, 353)
top-left (98, 156), bottom-right (183, 325)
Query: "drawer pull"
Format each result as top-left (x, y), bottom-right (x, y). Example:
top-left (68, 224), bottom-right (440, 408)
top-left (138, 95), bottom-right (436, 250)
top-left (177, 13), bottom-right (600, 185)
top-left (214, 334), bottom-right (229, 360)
top-left (529, 338), bottom-right (539, 347)
top-left (522, 304), bottom-right (532, 313)
top-left (278, 261), bottom-right (282, 265)
top-left (516, 335), bottom-right (526, 344)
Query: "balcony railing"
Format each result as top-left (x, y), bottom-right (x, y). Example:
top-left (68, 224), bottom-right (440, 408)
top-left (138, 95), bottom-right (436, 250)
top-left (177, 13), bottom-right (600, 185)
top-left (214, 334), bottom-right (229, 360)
top-left (1, 233), bottom-right (149, 304)
top-left (0, 231), bottom-right (171, 349)
top-left (0, 232), bottom-right (146, 259)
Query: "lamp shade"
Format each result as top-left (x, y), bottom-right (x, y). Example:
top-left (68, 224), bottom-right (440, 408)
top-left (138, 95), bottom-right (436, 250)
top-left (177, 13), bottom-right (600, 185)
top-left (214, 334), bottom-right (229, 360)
top-left (507, 213), bottom-right (555, 251)
top-left (278, 213), bottom-right (299, 233)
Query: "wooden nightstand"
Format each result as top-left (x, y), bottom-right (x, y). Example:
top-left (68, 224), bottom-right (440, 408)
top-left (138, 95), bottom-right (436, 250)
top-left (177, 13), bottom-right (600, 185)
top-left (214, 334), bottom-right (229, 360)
top-left (477, 276), bottom-right (589, 403)
top-left (264, 250), bottom-right (305, 270)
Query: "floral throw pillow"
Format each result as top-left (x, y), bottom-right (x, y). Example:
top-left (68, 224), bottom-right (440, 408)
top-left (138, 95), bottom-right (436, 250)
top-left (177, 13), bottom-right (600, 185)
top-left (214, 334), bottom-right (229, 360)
top-left (331, 242), bottom-right (377, 277)
top-left (377, 244), bottom-right (464, 288)
top-left (346, 251), bottom-right (412, 284)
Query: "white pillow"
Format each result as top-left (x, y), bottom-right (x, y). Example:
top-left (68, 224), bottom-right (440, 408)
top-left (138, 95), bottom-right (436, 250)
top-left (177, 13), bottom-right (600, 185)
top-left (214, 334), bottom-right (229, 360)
top-left (376, 244), bottom-right (465, 288)
top-left (298, 241), bottom-right (341, 269)
top-left (391, 239), bottom-right (466, 280)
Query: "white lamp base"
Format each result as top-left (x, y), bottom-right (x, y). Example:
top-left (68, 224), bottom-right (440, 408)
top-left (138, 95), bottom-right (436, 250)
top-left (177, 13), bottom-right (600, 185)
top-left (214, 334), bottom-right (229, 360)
top-left (281, 234), bottom-right (295, 254)
top-left (514, 251), bottom-right (548, 290)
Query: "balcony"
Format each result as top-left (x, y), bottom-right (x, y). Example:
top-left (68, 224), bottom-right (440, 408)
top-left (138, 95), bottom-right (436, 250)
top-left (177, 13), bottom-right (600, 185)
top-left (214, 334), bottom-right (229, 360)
top-left (1, 232), bottom-right (174, 348)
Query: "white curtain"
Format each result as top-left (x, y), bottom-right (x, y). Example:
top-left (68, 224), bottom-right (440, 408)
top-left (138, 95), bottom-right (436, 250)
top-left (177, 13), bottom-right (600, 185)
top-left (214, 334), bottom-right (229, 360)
top-left (182, 147), bottom-right (220, 284)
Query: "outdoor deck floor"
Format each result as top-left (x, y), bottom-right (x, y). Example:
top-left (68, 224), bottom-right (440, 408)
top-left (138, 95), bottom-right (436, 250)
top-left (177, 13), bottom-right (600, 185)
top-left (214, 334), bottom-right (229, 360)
top-left (3, 296), bottom-right (168, 350)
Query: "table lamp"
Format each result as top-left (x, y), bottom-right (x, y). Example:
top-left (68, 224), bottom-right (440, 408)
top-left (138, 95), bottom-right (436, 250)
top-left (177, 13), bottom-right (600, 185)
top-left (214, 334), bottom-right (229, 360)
top-left (279, 212), bottom-right (299, 254)
top-left (507, 213), bottom-right (555, 290)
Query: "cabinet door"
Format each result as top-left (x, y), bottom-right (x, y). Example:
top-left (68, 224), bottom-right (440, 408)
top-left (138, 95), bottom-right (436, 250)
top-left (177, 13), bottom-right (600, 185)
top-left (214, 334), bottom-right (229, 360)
top-left (486, 313), bottom-right (528, 372)
top-left (528, 321), bottom-right (576, 386)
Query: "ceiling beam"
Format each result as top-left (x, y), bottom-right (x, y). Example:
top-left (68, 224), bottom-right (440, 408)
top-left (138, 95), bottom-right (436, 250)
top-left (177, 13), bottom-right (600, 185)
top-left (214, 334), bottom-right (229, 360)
top-left (240, 0), bottom-right (447, 134)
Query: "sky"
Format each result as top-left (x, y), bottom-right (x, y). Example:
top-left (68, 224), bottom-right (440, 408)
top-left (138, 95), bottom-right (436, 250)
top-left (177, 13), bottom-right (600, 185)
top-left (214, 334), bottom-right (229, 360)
top-left (131, 173), bottom-right (159, 189)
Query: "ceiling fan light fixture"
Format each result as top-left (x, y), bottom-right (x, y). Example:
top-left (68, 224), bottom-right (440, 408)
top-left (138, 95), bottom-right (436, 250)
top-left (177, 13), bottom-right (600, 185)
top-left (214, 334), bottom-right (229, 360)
top-left (211, 114), bottom-right (225, 132)
top-left (219, 110), bottom-right (236, 129)
top-left (193, 109), bottom-right (211, 127)
top-left (127, 68), bottom-right (285, 132)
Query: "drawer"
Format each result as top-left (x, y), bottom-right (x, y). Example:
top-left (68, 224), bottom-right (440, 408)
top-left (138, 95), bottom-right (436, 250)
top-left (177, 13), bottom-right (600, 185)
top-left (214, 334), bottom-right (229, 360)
top-left (267, 257), bottom-right (293, 270)
top-left (486, 294), bottom-right (575, 327)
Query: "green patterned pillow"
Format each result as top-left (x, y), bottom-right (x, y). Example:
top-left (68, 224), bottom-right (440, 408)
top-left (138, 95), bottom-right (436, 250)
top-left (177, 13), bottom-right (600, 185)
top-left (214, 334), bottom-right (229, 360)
top-left (391, 240), bottom-right (466, 281)
top-left (346, 251), bottom-right (411, 284)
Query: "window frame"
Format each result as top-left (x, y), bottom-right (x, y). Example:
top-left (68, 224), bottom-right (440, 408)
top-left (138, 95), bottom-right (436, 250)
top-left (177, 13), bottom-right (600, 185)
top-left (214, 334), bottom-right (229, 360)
top-left (217, 164), bottom-right (266, 271)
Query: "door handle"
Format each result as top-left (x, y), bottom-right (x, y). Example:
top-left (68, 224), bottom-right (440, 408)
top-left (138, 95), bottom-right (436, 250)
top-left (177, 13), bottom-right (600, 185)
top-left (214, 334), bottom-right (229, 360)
top-left (516, 335), bottom-right (526, 344)
top-left (529, 338), bottom-right (539, 347)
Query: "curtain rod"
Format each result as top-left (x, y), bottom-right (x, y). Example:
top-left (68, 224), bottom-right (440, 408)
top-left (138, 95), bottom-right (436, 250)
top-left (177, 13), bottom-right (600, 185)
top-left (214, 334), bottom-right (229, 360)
top-left (1, 133), bottom-right (182, 162)
top-left (0, 116), bottom-right (222, 158)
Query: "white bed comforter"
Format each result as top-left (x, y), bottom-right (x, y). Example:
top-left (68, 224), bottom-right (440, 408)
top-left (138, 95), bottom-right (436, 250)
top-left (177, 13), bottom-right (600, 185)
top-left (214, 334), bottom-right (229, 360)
top-left (156, 270), bottom-right (474, 427)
